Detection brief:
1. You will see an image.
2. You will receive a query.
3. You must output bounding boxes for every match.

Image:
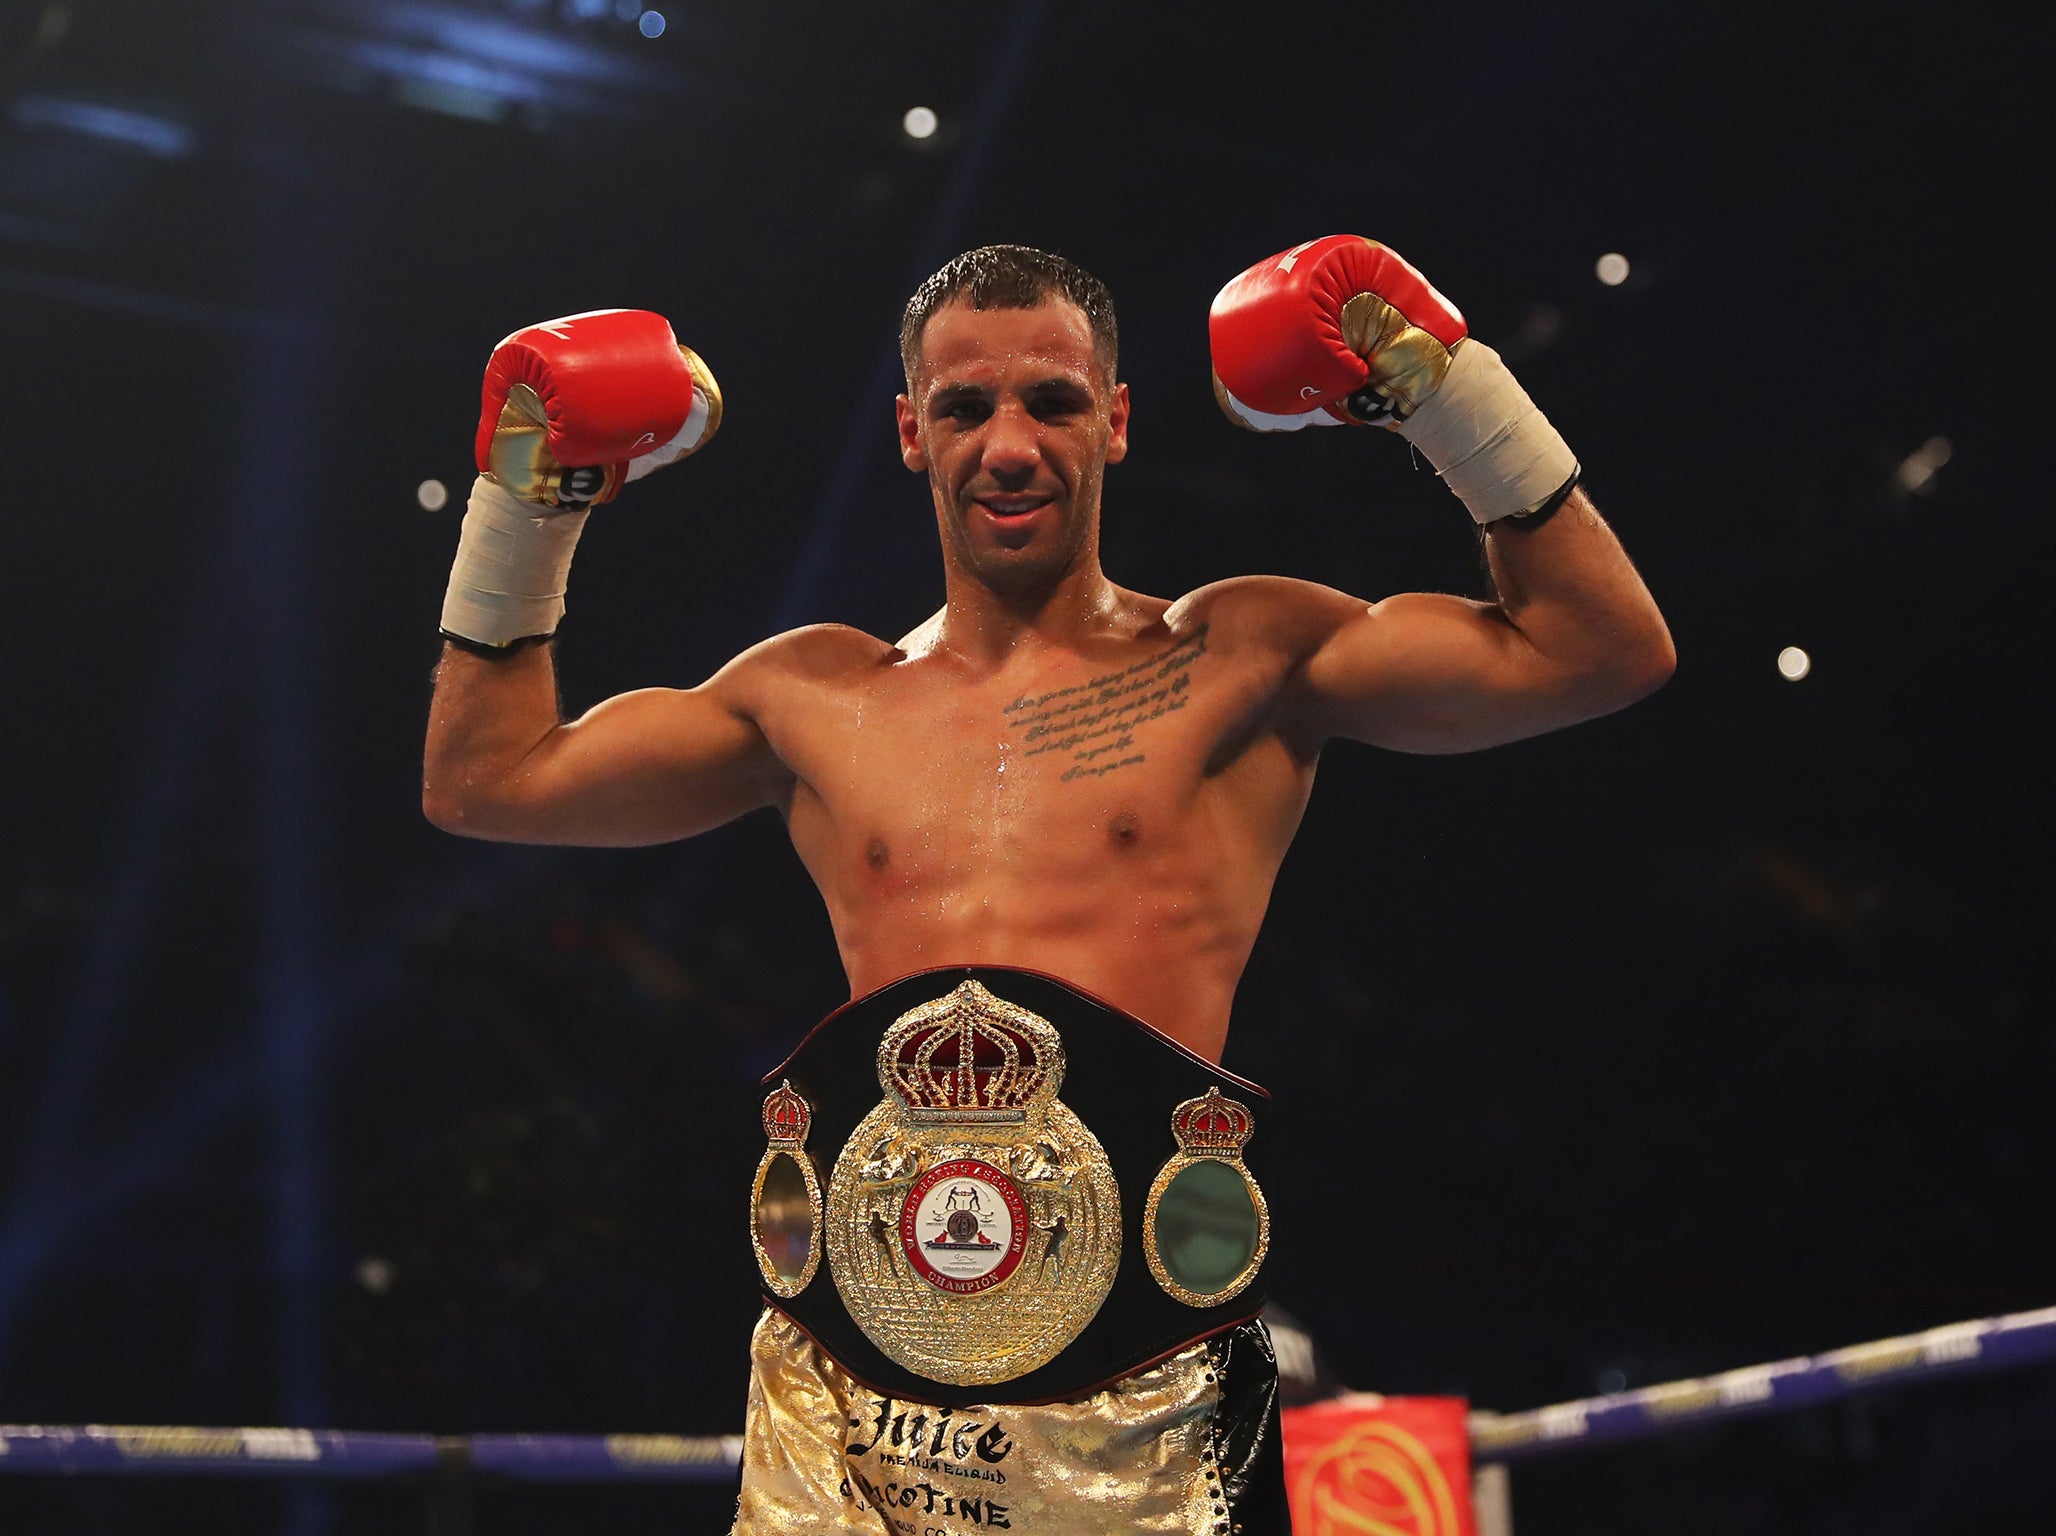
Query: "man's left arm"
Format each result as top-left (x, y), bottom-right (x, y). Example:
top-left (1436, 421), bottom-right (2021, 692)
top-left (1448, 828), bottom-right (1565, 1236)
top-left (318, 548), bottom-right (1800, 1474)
top-left (1208, 235), bottom-right (1673, 752)
top-left (1291, 485), bottom-right (1674, 752)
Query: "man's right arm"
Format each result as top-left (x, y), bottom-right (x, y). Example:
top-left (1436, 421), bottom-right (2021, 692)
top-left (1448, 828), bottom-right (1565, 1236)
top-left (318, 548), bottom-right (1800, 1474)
top-left (423, 306), bottom-right (777, 847)
top-left (423, 640), bottom-right (787, 847)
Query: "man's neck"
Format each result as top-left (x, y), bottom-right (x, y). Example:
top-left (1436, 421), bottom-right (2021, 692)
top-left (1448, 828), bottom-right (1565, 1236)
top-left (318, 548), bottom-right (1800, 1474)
top-left (935, 558), bottom-right (1126, 668)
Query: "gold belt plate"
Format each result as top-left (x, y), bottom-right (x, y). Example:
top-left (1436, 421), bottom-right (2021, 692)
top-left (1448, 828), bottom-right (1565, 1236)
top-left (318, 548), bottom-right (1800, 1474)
top-left (825, 980), bottom-right (1121, 1386)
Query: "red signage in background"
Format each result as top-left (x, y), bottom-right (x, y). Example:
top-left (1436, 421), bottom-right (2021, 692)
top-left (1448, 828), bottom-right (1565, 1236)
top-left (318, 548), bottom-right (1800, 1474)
top-left (1282, 1395), bottom-right (1477, 1536)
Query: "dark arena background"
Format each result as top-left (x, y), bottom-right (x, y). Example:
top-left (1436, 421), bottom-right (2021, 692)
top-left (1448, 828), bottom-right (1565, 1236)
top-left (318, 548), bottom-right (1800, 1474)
top-left (1, 1), bottom-right (2048, 1532)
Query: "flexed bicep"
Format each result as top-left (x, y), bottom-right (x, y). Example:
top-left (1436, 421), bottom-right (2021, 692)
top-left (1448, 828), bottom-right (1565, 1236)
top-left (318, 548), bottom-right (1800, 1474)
top-left (491, 681), bottom-right (785, 845)
top-left (424, 647), bottom-right (788, 847)
top-left (1291, 589), bottom-right (1601, 753)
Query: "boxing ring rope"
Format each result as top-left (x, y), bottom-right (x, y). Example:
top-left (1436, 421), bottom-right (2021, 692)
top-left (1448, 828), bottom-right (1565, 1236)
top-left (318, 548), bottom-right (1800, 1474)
top-left (1465, 1302), bottom-right (2055, 1462)
top-left (4, 1305), bottom-right (2050, 1506)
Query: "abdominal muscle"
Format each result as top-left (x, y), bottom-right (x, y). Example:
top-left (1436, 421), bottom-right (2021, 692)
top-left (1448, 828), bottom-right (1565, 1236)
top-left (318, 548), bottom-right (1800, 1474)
top-left (815, 838), bottom-right (1272, 1066)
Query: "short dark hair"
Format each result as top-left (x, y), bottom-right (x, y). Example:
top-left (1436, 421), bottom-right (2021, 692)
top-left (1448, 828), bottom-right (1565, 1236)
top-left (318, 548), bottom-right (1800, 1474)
top-left (900, 245), bottom-right (1118, 387)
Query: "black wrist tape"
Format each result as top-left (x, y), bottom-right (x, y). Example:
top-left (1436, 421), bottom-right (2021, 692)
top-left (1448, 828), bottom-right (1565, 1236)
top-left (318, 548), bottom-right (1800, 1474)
top-left (1500, 468), bottom-right (1581, 531)
top-left (439, 629), bottom-right (554, 659)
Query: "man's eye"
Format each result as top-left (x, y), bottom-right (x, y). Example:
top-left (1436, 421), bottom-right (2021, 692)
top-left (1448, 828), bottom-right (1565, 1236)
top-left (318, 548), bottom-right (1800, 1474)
top-left (944, 400), bottom-right (989, 422)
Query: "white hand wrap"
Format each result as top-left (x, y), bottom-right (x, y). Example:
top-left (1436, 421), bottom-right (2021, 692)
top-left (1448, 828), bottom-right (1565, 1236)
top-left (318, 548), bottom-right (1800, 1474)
top-left (439, 475), bottom-right (592, 648)
top-left (1396, 340), bottom-right (1578, 524)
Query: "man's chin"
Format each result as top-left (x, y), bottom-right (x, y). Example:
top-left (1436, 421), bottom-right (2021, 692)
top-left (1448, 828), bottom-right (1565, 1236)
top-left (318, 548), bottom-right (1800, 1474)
top-left (959, 540), bottom-right (1081, 597)
top-left (939, 502), bottom-right (1091, 596)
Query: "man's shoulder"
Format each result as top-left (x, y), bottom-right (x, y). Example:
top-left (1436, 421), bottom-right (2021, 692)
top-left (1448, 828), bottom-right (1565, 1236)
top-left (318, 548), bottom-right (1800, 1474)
top-left (1164, 574), bottom-right (1365, 655)
top-left (714, 623), bottom-right (900, 694)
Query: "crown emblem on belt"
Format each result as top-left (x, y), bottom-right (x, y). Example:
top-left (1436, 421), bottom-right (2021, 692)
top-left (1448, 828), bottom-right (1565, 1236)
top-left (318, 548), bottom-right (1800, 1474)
top-left (878, 981), bottom-right (1064, 1124)
top-left (751, 1080), bottom-right (822, 1299)
top-left (1169, 1087), bottom-right (1254, 1157)
top-left (761, 1079), bottom-right (812, 1150)
top-left (1146, 1088), bottom-right (1267, 1309)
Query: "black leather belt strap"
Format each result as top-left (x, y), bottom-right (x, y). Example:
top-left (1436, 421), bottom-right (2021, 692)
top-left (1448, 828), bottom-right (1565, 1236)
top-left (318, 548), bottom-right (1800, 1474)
top-left (759, 966), bottom-right (1272, 1406)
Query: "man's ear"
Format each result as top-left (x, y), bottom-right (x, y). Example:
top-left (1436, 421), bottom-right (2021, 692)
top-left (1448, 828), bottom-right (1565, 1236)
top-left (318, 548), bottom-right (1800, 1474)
top-left (1105, 382), bottom-right (1131, 465)
top-left (895, 395), bottom-right (928, 472)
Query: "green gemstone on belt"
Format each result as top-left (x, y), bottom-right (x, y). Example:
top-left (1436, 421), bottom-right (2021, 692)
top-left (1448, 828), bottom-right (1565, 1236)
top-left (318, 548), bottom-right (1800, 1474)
top-left (1156, 1161), bottom-right (1258, 1293)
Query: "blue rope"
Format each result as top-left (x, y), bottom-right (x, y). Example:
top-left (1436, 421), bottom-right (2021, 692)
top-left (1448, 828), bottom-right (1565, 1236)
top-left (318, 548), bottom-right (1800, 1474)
top-left (4, 1305), bottom-right (2049, 1482)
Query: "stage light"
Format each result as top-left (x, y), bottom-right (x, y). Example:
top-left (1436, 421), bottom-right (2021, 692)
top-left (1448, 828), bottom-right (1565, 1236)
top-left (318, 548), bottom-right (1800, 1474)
top-left (416, 478), bottom-right (449, 512)
top-left (355, 1257), bottom-right (395, 1294)
top-left (1777, 646), bottom-right (1811, 682)
top-left (1895, 435), bottom-right (1952, 494)
top-left (903, 105), bottom-right (938, 140)
top-left (1595, 252), bottom-right (1630, 287)
top-left (12, 94), bottom-right (195, 158)
top-left (638, 9), bottom-right (664, 37)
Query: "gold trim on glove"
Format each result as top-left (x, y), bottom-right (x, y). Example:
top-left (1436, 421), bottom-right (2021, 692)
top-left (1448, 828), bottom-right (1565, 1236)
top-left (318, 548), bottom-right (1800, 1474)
top-left (1339, 289), bottom-right (1456, 424)
top-left (485, 383), bottom-right (625, 507)
top-left (676, 345), bottom-right (723, 450)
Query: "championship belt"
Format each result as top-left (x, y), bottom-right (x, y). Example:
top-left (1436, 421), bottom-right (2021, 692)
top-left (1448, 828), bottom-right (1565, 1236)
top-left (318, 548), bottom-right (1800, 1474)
top-left (748, 967), bottom-right (1273, 1406)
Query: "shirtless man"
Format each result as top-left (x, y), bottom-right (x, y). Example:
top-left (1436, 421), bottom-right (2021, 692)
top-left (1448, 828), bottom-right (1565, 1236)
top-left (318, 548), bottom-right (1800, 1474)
top-left (424, 240), bottom-right (1672, 1533)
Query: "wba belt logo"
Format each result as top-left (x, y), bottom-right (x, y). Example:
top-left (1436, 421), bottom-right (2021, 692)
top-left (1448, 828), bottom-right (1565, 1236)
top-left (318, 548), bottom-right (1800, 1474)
top-left (825, 980), bottom-right (1120, 1386)
top-left (904, 1160), bottom-right (1028, 1295)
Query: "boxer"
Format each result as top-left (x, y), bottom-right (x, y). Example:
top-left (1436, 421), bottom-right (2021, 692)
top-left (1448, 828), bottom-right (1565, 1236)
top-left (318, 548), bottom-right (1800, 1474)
top-left (424, 241), bottom-right (1672, 1533)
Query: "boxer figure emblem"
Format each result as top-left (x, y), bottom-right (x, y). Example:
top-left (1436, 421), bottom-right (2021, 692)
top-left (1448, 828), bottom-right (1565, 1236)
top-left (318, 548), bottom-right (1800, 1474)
top-left (825, 980), bottom-right (1120, 1386)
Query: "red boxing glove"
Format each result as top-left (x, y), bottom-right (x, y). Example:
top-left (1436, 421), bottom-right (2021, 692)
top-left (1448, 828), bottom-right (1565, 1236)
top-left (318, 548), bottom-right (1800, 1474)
top-left (475, 308), bottom-right (721, 508)
top-left (1208, 235), bottom-right (1465, 429)
top-left (441, 309), bottom-right (722, 649)
top-left (1209, 236), bottom-right (1578, 522)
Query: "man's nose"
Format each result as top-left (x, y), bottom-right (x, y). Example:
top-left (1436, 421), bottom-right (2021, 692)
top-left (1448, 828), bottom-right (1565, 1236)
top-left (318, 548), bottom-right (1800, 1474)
top-left (982, 404), bottom-right (1041, 479)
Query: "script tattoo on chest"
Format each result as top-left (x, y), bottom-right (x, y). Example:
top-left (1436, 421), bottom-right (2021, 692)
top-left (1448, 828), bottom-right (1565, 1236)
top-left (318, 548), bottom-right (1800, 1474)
top-left (1002, 627), bottom-right (1209, 783)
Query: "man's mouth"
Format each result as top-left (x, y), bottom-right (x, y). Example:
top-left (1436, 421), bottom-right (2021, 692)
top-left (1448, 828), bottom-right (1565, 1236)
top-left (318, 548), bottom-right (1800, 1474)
top-left (975, 494), bottom-right (1053, 521)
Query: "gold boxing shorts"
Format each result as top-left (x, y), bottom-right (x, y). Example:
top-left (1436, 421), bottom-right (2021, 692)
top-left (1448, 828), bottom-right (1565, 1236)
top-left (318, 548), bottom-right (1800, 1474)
top-left (731, 1307), bottom-right (1291, 1535)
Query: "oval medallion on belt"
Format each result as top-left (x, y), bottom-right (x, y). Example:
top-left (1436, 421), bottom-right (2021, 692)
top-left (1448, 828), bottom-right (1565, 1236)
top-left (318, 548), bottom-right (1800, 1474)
top-left (825, 980), bottom-right (1120, 1387)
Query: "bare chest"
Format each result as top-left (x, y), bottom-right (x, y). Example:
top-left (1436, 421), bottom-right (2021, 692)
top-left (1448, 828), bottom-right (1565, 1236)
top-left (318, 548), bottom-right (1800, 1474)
top-left (775, 625), bottom-right (1280, 886)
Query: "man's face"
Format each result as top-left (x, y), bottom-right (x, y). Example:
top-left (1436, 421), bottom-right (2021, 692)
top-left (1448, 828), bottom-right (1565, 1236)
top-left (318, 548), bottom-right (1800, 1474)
top-left (896, 297), bottom-right (1130, 598)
